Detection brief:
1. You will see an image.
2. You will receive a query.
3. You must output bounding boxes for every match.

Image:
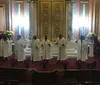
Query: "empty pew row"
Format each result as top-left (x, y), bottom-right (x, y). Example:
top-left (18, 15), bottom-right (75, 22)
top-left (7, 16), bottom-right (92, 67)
top-left (32, 69), bottom-right (100, 85)
top-left (0, 67), bottom-right (28, 82)
top-left (1, 67), bottom-right (100, 85)
top-left (62, 70), bottom-right (100, 82)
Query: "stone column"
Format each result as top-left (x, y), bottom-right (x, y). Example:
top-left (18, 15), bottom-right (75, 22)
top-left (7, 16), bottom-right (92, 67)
top-left (29, 0), bottom-right (37, 39)
top-left (65, 1), bottom-right (72, 40)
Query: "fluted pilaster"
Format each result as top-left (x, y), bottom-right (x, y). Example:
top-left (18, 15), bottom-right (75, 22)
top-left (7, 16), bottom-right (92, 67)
top-left (65, 0), bottom-right (72, 40)
top-left (29, 0), bottom-right (37, 38)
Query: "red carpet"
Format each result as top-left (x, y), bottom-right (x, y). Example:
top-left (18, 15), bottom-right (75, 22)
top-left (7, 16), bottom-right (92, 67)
top-left (0, 56), bottom-right (100, 71)
top-left (0, 56), bottom-right (100, 85)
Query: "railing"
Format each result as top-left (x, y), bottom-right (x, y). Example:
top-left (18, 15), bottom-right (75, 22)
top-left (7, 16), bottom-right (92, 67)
top-left (1, 67), bottom-right (100, 85)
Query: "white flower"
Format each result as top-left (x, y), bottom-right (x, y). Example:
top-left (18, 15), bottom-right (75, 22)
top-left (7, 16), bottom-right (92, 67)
top-left (87, 32), bottom-right (96, 38)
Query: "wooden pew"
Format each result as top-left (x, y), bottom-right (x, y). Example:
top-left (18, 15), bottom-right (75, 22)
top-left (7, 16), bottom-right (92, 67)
top-left (61, 69), bottom-right (100, 85)
top-left (32, 70), bottom-right (58, 85)
top-left (62, 70), bottom-right (89, 82)
top-left (0, 67), bottom-right (28, 82)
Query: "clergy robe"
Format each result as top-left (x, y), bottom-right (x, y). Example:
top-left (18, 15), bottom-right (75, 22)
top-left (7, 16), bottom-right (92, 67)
top-left (15, 39), bottom-right (25, 61)
top-left (56, 37), bottom-right (67, 60)
top-left (88, 42), bottom-right (94, 57)
top-left (77, 40), bottom-right (88, 61)
top-left (0, 39), bottom-right (9, 58)
top-left (8, 39), bottom-right (13, 56)
top-left (41, 39), bottom-right (52, 60)
top-left (31, 39), bottom-right (41, 61)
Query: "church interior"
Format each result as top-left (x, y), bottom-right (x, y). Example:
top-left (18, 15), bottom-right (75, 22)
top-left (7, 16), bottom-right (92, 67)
top-left (1, 0), bottom-right (100, 85)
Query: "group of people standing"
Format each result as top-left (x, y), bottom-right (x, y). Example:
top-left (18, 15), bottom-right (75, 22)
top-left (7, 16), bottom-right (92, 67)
top-left (31, 34), bottom-right (67, 62)
top-left (15, 34), bottom-right (67, 62)
top-left (0, 33), bottom-right (89, 62)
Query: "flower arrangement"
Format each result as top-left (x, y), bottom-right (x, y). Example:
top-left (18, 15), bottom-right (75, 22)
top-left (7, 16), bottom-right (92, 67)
top-left (6, 30), bottom-right (14, 37)
top-left (87, 32), bottom-right (96, 41)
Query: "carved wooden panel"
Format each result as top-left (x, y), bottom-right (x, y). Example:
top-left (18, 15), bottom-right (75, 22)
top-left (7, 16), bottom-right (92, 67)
top-left (38, 1), bottom-right (51, 40)
top-left (38, 0), bottom-right (65, 41)
top-left (52, 1), bottom-right (65, 41)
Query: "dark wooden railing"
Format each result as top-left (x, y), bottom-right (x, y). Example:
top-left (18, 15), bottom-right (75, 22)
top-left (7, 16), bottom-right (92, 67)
top-left (0, 67), bottom-right (28, 82)
top-left (1, 67), bottom-right (100, 85)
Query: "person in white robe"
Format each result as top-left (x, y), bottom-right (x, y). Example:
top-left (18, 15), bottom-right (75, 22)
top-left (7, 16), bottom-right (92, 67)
top-left (0, 34), bottom-right (9, 58)
top-left (7, 36), bottom-right (14, 56)
top-left (15, 35), bottom-right (25, 61)
top-left (56, 34), bottom-right (67, 61)
top-left (77, 39), bottom-right (88, 61)
top-left (31, 35), bottom-right (41, 62)
top-left (88, 39), bottom-right (94, 57)
top-left (41, 35), bottom-right (52, 60)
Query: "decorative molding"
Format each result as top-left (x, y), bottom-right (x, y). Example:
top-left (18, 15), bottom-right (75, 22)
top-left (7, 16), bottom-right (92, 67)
top-left (52, 3), bottom-right (61, 36)
top-left (52, 1), bottom-right (65, 40)
top-left (95, 3), bottom-right (99, 35)
top-left (38, 1), bottom-right (51, 39)
top-left (38, 0), bottom-right (65, 41)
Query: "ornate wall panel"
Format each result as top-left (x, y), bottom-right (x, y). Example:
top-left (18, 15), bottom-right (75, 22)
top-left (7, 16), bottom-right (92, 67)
top-left (38, 0), bottom-right (65, 41)
top-left (38, 1), bottom-right (51, 40)
top-left (52, 1), bottom-right (65, 41)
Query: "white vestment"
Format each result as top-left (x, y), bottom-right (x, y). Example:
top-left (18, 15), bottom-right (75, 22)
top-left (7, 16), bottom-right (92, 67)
top-left (88, 42), bottom-right (94, 57)
top-left (8, 40), bottom-right (13, 56)
top-left (31, 39), bottom-right (41, 61)
top-left (41, 39), bottom-right (52, 60)
top-left (77, 40), bottom-right (88, 61)
top-left (56, 37), bottom-right (67, 60)
top-left (0, 39), bottom-right (8, 58)
top-left (15, 39), bottom-right (25, 61)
